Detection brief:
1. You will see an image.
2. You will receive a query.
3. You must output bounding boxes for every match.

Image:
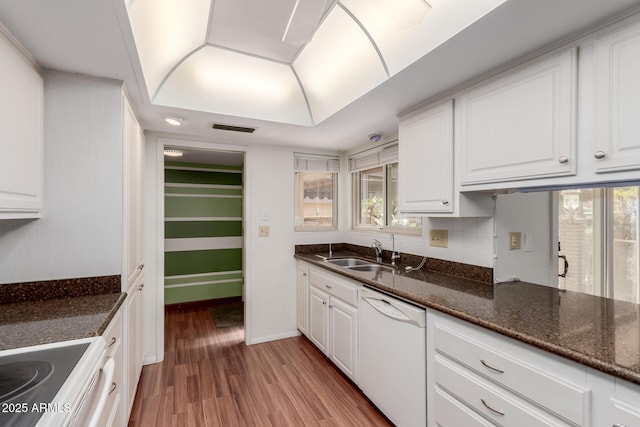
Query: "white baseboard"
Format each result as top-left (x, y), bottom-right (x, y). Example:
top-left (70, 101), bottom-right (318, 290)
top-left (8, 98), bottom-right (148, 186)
top-left (248, 330), bottom-right (301, 345)
top-left (143, 355), bottom-right (162, 366)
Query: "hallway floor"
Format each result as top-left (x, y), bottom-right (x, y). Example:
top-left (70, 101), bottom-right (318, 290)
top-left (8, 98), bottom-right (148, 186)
top-left (127, 304), bottom-right (391, 426)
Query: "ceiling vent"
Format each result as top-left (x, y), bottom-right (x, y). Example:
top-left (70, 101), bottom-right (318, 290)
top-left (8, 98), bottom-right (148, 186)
top-left (211, 123), bottom-right (256, 133)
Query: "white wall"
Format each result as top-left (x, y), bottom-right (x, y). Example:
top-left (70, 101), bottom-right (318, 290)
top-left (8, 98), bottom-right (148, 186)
top-left (244, 144), bottom-right (301, 343)
top-left (494, 192), bottom-right (554, 285)
top-left (0, 71), bottom-right (123, 283)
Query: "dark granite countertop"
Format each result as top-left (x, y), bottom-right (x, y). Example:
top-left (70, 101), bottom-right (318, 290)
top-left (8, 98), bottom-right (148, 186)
top-left (0, 275), bottom-right (126, 351)
top-left (295, 248), bottom-right (640, 386)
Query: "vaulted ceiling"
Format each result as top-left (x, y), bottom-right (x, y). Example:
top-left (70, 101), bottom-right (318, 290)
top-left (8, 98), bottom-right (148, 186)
top-left (0, 0), bottom-right (639, 150)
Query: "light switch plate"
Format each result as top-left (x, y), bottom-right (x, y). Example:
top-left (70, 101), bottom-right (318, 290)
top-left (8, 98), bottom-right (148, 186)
top-left (509, 232), bottom-right (522, 250)
top-left (429, 229), bottom-right (448, 248)
top-left (259, 226), bottom-right (270, 237)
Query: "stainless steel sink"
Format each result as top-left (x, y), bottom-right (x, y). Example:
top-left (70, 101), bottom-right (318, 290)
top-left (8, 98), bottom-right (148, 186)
top-left (325, 258), bottom-right (370, 267)
top-left (347, 264), bottom-right (394, 273)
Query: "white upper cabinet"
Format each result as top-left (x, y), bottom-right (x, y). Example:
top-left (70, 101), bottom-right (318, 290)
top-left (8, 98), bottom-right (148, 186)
top-left (124, 95), bottom-right (145, 289)
top-left (594, 20), bottom-right (640, 173)
top-left (399, 99), bottom-right (454, 213)
top-left (0, 30), bottom-right (43, 219)
top-left (458, 48), bottom-right (577, 185)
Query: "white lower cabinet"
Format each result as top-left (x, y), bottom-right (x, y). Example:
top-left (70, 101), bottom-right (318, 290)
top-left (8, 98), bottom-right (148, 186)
top-left (125, 277), bottom-right (145, 420)
top-left (296, 262), bottom-right (310, 337)
top-left (427, 309), bottom-right (591, 427)
top-left (101, 308), bottom-right (124, 427)
top-left (328, 297), bottom-right (358, 381)
top-left (307, 268), bottom-right (359, 383)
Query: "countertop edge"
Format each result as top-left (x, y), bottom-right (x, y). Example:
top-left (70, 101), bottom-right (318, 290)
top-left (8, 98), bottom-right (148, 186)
top-left (94, 292), bottom-right (127, 336)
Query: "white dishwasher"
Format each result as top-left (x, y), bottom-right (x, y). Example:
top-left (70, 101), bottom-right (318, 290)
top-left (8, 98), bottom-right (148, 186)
top-left (359, 286), bottom-right (426, 427)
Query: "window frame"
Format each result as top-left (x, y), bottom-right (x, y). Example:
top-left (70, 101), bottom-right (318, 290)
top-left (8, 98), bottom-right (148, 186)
top-left (351, 161), bottom-right (422, 235)
top-left (294, 153), bottom-right (339, 232)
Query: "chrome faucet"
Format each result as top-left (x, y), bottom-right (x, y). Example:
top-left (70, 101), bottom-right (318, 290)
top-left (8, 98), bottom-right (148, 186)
top-left (390, 233), bottom-right (400, 266)
top-left (328, 243), bottom-right (333, 258)
top-left (372, 239), bottom-right (383, 262)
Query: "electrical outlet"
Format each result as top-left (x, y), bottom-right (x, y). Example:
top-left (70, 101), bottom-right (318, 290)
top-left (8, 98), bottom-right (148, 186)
top-left (509, 232), bottom-right (522, 250)
top-left (429, 229), bottom-right (448, 248)
top-left (259, 226), bottom-right (270, 237)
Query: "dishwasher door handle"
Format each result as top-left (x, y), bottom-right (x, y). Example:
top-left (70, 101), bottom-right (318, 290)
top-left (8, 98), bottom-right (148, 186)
top-left (362, 297), bottom-right (421, 327)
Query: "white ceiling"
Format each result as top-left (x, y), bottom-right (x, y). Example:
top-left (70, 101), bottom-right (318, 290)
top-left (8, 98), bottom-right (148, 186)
top-left (0, 0), bottom-right (639, 152)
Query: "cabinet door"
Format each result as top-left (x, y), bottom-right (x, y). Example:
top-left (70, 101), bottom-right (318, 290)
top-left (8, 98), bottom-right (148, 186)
top-left (594, 21), bottom-right (640, 173)
top-left (308, 286), bottom-right (329, 355)
top-left (296, 264), bottom-right (309, 336)
top-left (124, 96), bottom-right (145, 288)
top-left (329, 298), bottom-right (358, 382)
top-left (399, 99), bottom-right (453, 213)
top-left (125, 280), bottom-right (144, 416)
top-left (458, 48), bottom-right (577, 185)
top-left (0, 32), bottom-right (43, 218)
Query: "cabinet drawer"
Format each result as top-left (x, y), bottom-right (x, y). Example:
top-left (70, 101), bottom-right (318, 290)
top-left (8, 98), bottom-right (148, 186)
top-left (435, 386), bottom-right (495, 427)
top-left (433, 314), bottom-right (589, 425)
top-left (103, 310), bottom-right (123, 358)
top-left (611, 397), bottom-right (640, 426)
top-left (309, 268), bottom-right (358, 306)
top-left (436, 355), bottom-right (573, 426)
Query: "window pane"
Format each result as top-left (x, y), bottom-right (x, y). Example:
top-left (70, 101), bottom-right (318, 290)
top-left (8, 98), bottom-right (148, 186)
top-left (611, 186), bottom-right (639, 303)
top-left (359, 166), bottom-right (385, 226)
top-left (387, 163), bottom-right (422, 229)
top-left (295, 172), bottom-right (336, 229)
top-left (557, 189), bottom-right (598, 294)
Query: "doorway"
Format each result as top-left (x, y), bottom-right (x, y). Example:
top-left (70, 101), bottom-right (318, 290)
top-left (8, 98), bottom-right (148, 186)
top-left (163, 145), bottom-right (244, 309)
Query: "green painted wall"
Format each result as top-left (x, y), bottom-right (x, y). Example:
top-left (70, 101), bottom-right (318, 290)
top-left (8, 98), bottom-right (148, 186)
top-left (164, 161), bottom-right (243, 305)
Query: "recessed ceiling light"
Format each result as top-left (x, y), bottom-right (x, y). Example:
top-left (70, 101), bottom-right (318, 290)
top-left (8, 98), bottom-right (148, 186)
top-left (163, 149), bottom-right (184, 157)
top-left (164, 116), bottom-right (183, 126)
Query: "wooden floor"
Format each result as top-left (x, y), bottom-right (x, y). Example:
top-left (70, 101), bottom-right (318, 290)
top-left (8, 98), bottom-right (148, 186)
top-left (127, 304), bottom-right (391, 426)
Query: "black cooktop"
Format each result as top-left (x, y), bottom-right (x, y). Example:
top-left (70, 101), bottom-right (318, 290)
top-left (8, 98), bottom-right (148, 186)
top-left (0, 342), bottom-right (89, 427)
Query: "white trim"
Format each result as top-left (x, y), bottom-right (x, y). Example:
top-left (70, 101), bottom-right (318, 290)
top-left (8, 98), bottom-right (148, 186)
top-left (165, 270), bottom-right (243, 280)
top-left (165, 194), bottom-right (242, 199)
top-left (165, 236), bottom-right (243, 252)
top-left (165, 165), bottom-right (242, 174)
top-left (164, 278), bottom-right (243, 289)
top-left (248, 330), bottom-right (301, 345)
top-left (165, 183), bottom-right (242, 190)
top-left (164, 216), bottom-right (242, 221)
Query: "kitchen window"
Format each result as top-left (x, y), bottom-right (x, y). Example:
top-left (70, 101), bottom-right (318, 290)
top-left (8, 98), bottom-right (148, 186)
top-left (294, 153), bottom-right (339, 231)
top-left (350, 142), bottom-right (421, 233)
top-left (557, 185), bottom-right (639, 303)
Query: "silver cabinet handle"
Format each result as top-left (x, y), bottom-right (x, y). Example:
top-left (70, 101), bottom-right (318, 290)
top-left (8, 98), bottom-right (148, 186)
top-left (594, 151), bottom-right (606, 159)
top-left (559, 156), bottom-right (569, 163)
top-left (108, 337), bottom-right (117, 347)
top-left (442, 199), bottom-right (449, 205)
top-left (138, 263), bottom-right (144, 270)
top-left (481, 398), bottom-right (504, 416)
top-left (303, 272), bottom-right (307, 276)
top-left (613, 424), bottom-right (627, 427)
top-left (480, 359), bottom-right (504, 374)
top-left (109, 382), bottom-right (117, 395)
top-left (325, 284), bottom-right (332, 289)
